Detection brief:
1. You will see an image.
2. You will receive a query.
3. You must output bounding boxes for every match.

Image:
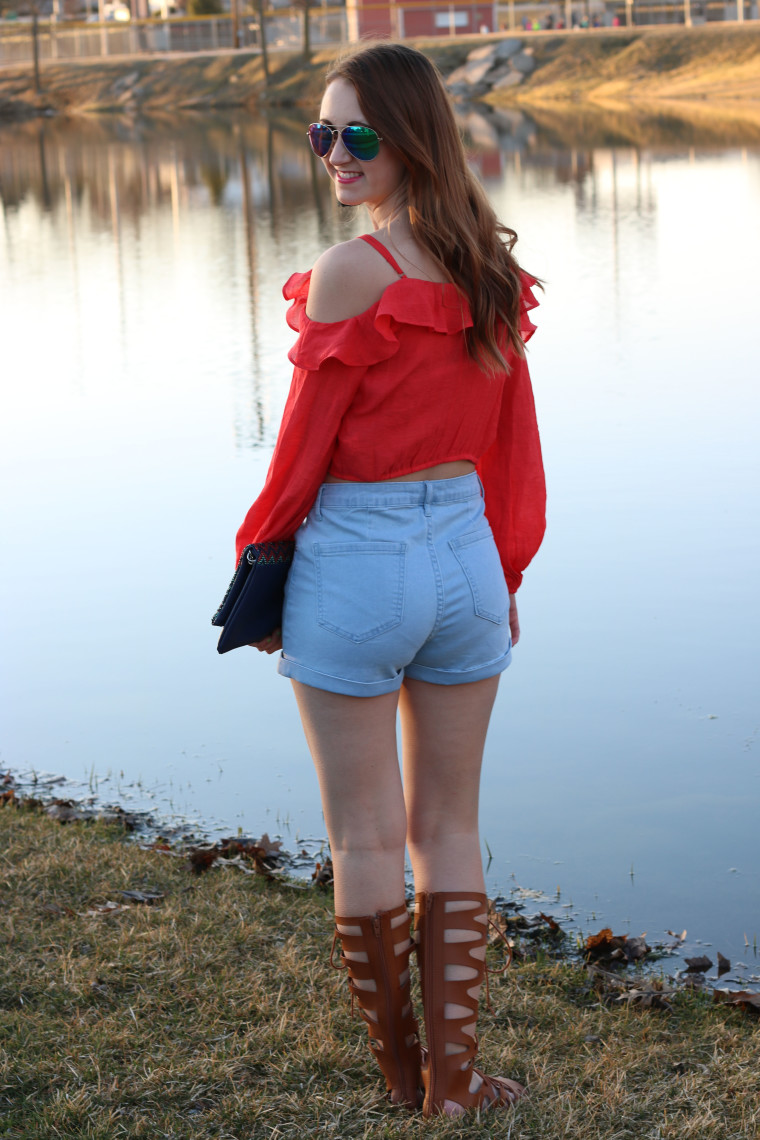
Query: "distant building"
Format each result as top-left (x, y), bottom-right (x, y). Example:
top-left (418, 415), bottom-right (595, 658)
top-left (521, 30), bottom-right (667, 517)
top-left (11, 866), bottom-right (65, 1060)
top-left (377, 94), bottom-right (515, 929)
top-left (346, 0), bottom-right (496, 39)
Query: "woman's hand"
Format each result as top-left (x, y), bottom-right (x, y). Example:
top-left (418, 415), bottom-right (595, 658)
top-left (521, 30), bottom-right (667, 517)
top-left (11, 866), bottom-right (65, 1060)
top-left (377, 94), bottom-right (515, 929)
top-left (509, 595), bottom-right (520, 647)
top-left (249, 629), bottom-right (283, 654)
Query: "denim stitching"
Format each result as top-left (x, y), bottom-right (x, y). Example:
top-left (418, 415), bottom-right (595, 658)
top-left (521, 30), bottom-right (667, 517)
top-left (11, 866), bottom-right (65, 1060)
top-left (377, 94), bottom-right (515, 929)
top-left (315, 542), bottom-right (407, 643)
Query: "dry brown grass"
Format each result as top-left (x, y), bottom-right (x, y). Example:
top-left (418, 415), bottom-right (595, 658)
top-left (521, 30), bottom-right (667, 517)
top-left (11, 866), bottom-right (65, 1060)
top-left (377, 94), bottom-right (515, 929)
top-left (1, 804), bottom-right (758, 1139)
top-left (495, 23), bottom-right (760, 104)
top-left (2, 25), bottom-right (760, 120)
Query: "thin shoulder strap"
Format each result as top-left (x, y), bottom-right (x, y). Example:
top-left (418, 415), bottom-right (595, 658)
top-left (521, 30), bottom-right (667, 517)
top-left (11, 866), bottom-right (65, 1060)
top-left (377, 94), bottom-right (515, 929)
top-left (358, 233), bottom-right (406, 278)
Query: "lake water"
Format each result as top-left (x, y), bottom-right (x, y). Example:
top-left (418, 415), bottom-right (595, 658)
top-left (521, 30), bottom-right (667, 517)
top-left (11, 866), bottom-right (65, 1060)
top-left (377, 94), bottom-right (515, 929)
top-left (1, 104), bottom-right (758, 981)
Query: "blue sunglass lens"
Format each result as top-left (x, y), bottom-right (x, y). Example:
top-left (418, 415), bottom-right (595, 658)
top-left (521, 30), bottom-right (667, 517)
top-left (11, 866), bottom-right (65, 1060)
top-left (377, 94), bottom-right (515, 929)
top-left (308, 124), bottom-right (381, 161)
top-left (342, 126), bottom-right (380, 161)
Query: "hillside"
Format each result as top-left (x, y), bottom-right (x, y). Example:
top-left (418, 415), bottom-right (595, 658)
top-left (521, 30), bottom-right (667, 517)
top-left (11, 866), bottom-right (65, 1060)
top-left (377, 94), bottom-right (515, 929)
top-left (0, 23), bottom-right (759, 120)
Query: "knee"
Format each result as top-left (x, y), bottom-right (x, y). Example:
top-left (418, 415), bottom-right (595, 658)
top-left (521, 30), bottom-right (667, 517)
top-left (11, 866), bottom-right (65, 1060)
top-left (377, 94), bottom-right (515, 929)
top-left (330, 816), bottom-right (407, 859)
top-left (406, 807), bottom-right (478, 853)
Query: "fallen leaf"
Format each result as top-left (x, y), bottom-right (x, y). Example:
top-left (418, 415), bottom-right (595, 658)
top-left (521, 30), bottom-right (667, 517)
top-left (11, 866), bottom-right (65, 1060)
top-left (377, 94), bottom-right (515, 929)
top-left (255, 832), bottom-right (283, 858)
top-left (617, 983), bottom-right (674, 1011)
top-left (218, 834), bottom-right (284, 877)
top-left (624, 935), bottom-right (650, 962)
top-left (585, 928), bottom-right (629, 962)
top-left (96, 805), bottom-right (142, 830)
top-left (586, 928), bottom-right (615, 950)
top-left (538, 912), bottom-right (562, 935)
top-left (187, 846), bottom-right (220, 873)
top-left (312, 859), bottom-right (334, 889)
top-left (487, 907), bottom-right (510, 945)
top-left (80, 901), bottom-right (128, 918)
top-left (39, 902), bottom-right (75, 918)
top-left (119, 890), bottom-right (164, 905)
top-left (46, 800), bottom-right (89, 823)
top-left (587, 965), bottom-right (674, 1010)
top-left (685, 955), bottom-right (713, 972)
top-left (713, 990), bottom-right (760, 1016)
top-left (512, 887), bottom-right (545, 900)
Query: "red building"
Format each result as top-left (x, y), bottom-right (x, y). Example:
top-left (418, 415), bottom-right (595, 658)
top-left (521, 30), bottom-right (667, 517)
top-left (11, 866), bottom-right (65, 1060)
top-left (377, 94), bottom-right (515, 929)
top-left (346, 0), bottom-right (496, 39)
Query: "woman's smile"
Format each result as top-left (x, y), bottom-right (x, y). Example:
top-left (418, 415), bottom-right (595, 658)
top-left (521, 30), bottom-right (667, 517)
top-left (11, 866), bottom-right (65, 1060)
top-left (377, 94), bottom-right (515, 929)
top-left (318, 78), bottom-right (405, 219)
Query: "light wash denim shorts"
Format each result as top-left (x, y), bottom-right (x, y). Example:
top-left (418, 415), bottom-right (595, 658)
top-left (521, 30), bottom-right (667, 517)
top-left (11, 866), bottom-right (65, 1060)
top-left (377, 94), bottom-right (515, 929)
top-left (278, 471), bottom-right (512, 697)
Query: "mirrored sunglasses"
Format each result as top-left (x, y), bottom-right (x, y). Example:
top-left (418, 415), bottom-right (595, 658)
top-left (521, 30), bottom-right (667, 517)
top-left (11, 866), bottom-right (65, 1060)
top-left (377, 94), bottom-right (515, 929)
top-left (307, 122), bottom-right (383, 162)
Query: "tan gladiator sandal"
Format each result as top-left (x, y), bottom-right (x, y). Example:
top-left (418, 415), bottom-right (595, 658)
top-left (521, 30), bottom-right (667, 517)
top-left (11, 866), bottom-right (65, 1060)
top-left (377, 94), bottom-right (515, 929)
top-left (331, 902), bottom-right (422, 1109)
top-left (414, 890), bottom-right (526, 1118)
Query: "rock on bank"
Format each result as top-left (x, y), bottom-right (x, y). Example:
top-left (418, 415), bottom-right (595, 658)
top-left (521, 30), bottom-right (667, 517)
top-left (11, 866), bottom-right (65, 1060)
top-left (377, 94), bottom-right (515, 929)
top-left (0, 24), bottom-right (759, 119)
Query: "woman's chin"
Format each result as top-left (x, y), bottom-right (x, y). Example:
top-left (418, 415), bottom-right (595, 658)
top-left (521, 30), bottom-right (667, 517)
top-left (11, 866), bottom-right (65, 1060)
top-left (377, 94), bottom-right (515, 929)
top-left (334, 180), bottom-right (365, 205)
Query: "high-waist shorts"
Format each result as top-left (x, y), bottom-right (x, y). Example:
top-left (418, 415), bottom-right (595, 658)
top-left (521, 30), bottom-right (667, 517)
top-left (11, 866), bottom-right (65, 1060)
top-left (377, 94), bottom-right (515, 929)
top-left (278, 471), bottom-right (512, 697)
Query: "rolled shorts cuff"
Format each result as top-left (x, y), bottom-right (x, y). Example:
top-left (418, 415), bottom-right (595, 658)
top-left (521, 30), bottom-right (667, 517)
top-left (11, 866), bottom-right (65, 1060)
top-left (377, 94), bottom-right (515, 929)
top-left (277, 653), bottom-right (404, 698)
top-left (277, 642), bottom-right (512, 697)
top-left (404, 643), bottom-right (512, 686)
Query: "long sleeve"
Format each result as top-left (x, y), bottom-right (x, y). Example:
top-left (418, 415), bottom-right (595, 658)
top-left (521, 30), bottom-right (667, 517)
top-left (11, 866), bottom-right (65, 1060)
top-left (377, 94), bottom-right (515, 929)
top-left (234, 270), bottom-right (401, 562)
top-left (477, 351), bottom-right (546, 593)
top-left (235, 359), bottom-right (368, 560)
top-left (477, 274), bottom-right (546, 593)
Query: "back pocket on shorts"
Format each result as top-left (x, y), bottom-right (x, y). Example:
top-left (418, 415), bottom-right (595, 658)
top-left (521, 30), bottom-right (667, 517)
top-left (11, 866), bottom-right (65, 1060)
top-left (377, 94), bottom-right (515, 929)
top-left (314, 541), bottom-right (407, 643)
top-left (449, 527), bottom-right (509, 625)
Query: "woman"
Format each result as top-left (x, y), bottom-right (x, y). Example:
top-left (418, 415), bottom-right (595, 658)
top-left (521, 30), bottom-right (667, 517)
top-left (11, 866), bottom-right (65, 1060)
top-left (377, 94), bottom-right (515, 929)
top-left (235, 42), bottom-right (545, 1116)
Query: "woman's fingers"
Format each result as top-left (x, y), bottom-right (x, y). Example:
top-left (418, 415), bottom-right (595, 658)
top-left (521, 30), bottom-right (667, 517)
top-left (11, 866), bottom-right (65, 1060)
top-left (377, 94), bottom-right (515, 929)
top-left (508, 596), bottom-right (520, 647)
top-left (249, 629), bottom-right (283, 653)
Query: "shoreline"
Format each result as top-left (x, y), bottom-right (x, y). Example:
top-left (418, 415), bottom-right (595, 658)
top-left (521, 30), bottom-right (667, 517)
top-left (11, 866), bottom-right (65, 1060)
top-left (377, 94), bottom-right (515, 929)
top-left (2, 795), bottom-right (759, 1136)
top-left (1, 24), bottom-right (759, 121)
top-left (3, 764), bottom-right (757, 996)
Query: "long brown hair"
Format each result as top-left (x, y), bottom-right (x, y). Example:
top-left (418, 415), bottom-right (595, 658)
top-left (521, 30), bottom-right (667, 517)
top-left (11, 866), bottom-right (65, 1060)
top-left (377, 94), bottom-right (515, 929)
top-left (326, 42), bottom-right (527, 374)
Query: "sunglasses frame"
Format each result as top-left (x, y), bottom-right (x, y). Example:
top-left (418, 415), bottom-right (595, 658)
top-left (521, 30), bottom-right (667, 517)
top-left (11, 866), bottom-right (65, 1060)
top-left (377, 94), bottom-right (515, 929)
top-left (307, 122), bottom-right (384, 162)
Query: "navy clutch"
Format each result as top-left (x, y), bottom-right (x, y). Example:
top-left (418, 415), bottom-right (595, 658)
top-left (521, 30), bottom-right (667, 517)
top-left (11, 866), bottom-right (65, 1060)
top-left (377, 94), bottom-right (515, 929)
top-left (211, 541), bottom-right (295, 654)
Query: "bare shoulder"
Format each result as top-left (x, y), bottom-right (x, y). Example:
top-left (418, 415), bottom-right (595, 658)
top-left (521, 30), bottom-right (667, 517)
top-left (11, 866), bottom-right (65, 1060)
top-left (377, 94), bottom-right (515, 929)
top-left (306, 238), bottom-right (398, 323)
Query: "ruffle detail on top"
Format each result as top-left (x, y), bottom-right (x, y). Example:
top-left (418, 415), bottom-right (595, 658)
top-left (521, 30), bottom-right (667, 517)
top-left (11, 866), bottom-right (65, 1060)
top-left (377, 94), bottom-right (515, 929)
top-left (375, 278), bottom-right (474, 335)
top-left (282, 267), bottom-right (537, 369)
top-left (282, 270), bottom-right (473, 371)
top-left (519, 270), bottom-right (540, 344)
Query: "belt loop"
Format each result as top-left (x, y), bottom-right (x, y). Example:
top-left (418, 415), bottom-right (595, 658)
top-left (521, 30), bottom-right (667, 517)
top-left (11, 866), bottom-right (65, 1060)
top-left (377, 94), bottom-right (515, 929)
top-left (314, 484), bottom-right (324, 521)
top-left (423, 481), bottom-right (433, 518)
top-left (476, 474), bottom-right (485, 500)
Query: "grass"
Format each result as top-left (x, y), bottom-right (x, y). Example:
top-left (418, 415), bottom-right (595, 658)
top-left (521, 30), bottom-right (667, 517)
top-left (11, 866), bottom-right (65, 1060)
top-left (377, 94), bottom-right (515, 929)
top-left (1, 802), bottom-right (758, 1139)
top-left (500, 23), bottom-right (760, 104)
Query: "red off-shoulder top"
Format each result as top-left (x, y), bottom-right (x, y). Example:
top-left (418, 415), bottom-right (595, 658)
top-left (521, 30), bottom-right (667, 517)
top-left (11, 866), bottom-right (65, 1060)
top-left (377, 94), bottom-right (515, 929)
top-left (235, 235), bottom-right (546, 593)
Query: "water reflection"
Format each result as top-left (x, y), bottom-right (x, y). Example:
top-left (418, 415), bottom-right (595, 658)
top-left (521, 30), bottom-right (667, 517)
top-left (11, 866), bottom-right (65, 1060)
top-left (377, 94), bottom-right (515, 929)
top-left (5, 101), bottom-right (755, 457)
top-left (2, 106), bottom-right (759, 972)
top-left (6, 99), bottom-right (758, 232)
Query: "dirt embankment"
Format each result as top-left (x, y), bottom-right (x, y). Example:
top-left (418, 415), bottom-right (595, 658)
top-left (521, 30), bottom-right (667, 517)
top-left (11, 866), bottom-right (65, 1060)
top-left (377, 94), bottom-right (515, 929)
top-left (503, 22), bottom-right (760, 105)
top-left (1, 23), bottom-right (759, 120)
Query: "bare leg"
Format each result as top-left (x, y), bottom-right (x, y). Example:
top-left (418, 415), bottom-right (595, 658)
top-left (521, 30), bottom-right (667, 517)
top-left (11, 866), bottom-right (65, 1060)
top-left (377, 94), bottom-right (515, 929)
top-left (401, 675), bottom-right (513, 1116)
top-left (291, 680), bottom-right (422, 1105)
top-left (290, 680), bottom-right (406, 915)
top-left (400, 674), bottom-right (499, 895)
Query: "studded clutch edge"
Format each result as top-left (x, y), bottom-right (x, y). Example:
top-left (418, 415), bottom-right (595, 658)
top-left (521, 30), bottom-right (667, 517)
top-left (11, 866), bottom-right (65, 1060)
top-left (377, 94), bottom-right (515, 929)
top-left (211, 541), bottom-right (295, 630)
